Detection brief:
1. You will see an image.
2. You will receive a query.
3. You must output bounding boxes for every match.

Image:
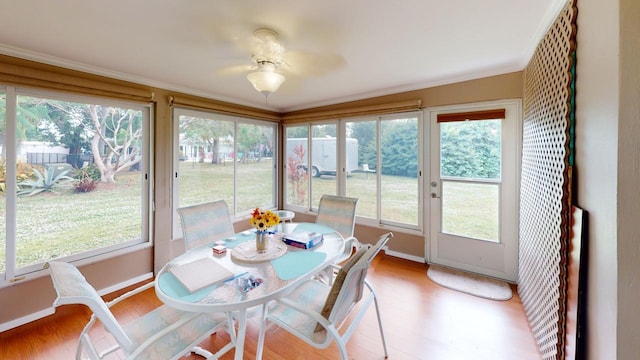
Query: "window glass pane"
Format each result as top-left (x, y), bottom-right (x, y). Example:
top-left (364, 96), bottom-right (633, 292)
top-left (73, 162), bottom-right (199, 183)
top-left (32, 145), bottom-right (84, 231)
top-left (285, 126), bottom-right (309, 207)
top-left (15, 95), bottom-right (147, 270)
top-left (177, 113), bottom-right (234, 210)
top-left (0, 91), bottom-right (5, 274)
top-left (236, 122), bottom-right (276, 212)
top-left (441, 181), bottom-right (499, 241)
top-left (174, 109), bottom-right (278, 240)
top-left (345, 119), bottom-right (377, 219)
top-left (310, 124), bottom-right (336, 208)
top-left (380, 116), bottom-right (419, 225)
top-left (439, 119), bottom-right (502, 241)
top-left (440, 120), bottom-right (502, 179)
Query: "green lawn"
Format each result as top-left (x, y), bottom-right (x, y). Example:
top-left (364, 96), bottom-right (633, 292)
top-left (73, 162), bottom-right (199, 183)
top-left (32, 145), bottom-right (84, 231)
top-left (0, 161), bottom-right (496, 273)
top-left (0, 172), bottom-right (142, 272)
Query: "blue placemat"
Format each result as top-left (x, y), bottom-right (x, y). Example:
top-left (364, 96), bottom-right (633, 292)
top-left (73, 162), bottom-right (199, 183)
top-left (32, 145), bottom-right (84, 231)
top-left (157, 272), bottom-right (218, 303)
top-left (290, 222), bottom-right (336, 235)
top-left (271, 251), bottom-right (327, 280)
top-left (213, 230), bottom-right (256, 249)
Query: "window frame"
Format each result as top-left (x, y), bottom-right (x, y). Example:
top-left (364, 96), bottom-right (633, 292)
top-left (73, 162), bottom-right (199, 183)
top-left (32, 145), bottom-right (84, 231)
top-left (283, 111), bottom-right (424, 233)
top-left (171, 107), bottom-right (279, 242)
top-left (1, 86), bottom-right (153, 285)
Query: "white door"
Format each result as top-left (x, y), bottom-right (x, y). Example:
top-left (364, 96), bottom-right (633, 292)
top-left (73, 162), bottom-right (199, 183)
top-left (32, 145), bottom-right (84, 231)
top-left (428, 100), bottom-right (520, 282)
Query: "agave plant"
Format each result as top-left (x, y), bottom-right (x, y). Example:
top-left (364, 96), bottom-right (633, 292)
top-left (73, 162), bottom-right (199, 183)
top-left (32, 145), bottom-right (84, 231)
top-left (17, 167), bottom-right (74, 196)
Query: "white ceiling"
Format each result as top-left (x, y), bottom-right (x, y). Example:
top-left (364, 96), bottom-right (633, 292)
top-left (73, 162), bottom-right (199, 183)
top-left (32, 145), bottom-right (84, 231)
top-left (0, 0), bottom-right (565, 113)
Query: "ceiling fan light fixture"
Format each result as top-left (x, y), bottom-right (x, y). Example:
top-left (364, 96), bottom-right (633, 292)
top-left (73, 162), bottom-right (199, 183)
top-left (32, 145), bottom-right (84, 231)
top-left (246, 68), bottom-right (286, 96)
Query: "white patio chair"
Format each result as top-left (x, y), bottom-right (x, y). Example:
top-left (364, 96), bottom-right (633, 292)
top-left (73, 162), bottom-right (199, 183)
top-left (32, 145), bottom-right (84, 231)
top-left (316, 194), bottom-right (359, 265)
top-left (47, 261), bottom-right (236, 360)
top-left (362, 163), bottom-right (375, 179)
top-left (256, 232), bottom-right (393, 360)
top-left (177, 199), bottom-right (235, 251)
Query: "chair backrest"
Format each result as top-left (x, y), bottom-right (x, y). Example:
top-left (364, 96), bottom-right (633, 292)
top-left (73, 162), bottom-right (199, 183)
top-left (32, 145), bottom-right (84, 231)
top-left (315, 195), bottom-right (358, 239)
top-left (47, 261), bottom-right (135, 352)
top-left (177, 199), bottom-right (235, 250)
top-left (315, 232), bottom-right (393, 332)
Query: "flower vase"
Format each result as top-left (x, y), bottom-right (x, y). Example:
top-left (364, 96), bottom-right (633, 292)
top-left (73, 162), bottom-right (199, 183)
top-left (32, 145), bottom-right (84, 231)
top-left (256, 232), bottom-right (268, 252)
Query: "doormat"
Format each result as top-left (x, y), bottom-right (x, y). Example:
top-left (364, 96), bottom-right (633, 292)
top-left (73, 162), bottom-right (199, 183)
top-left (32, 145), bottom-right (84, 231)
top-left (427, 265), bottom-right (513, 301)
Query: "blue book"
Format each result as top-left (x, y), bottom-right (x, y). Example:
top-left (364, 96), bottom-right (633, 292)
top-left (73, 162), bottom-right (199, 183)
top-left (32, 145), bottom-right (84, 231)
top-left (282, 231), bottom-right (324, 249)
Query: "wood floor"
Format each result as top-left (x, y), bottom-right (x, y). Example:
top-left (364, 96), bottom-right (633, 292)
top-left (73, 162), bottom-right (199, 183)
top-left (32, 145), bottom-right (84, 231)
top-left (0, 254), bottom-right (541, 359)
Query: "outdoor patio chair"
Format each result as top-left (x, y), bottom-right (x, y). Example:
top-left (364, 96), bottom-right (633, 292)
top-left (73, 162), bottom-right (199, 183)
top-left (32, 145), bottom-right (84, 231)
top-left (315, 194), bottom-right (360, 265)
top-left (177, 199), bottom-right (235, 251)
top-left (256, 232), bottom-right (393, 360)
top-left (47, 261), bottom-right (236, 360)
top-left (362, 163), bottom-right (375, 179)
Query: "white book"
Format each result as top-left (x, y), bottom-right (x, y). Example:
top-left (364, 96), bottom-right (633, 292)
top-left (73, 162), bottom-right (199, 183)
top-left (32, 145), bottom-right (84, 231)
top-left (169, 257), bottom-right (234, 293)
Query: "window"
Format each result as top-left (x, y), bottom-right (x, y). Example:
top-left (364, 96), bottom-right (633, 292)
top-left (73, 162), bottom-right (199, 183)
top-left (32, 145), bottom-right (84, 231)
top-left (1, 87), bottom-right (151, 281)
top-left (345, 118), bottom-right (377, 219)
top-left (440, 119), bottom-right (501, 241)
top-left (284, 123), bottom-right (339, 211)
top-left (172, 108), bottom-right (277, 239)
top-left (284, 125), bottom-right (309, 208)
top-left (285, 111), bottom-right (422, 230)
top-left (346, 112), bottom-right (421, 228)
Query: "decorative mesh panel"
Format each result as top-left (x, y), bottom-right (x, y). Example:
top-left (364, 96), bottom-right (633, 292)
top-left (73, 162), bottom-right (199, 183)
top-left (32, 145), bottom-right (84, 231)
top-left (520, 1), bottom-right (577, 359)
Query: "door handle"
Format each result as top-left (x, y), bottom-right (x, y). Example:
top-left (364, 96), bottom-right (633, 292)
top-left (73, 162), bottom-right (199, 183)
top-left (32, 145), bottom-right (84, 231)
top-left (431, 181), bottom-right (440, 198)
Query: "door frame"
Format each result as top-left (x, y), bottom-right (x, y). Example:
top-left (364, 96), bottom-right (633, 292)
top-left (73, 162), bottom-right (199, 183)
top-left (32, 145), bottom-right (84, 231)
top-left (425, 99), bottom-right (522, 282)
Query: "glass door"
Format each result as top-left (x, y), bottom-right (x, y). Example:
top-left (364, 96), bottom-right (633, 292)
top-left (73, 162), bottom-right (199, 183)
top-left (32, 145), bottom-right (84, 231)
top-left (428, 100), bottom-right (520, 281)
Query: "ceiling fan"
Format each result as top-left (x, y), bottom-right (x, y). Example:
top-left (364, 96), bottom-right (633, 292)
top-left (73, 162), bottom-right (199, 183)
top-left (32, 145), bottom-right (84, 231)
top-left (218, 27), bottom-right (345, 96)
top-left (245, 28), bottom-right (287, 96)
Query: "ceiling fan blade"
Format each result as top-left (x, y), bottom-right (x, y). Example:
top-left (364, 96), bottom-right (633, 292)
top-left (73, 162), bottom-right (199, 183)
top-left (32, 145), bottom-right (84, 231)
top-left (216, 64), bottom-right (255, 77)
top-left (283, 50), bottom-right (346, 77)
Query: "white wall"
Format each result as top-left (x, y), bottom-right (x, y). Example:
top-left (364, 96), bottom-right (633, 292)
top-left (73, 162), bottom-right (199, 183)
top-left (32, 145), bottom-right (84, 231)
top-left (575, 0), bottom-right (619, 358)
top-left (576, 0), bottom-right (640, 358)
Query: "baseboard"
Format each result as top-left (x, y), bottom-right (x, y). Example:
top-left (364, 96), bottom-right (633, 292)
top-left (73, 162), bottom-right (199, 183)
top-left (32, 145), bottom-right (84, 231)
top-left (0, 308), bottom-right (54, 333)
top-left (97, 272), bottom-right (154, 296)
top-left (385, 248), bottom-right (425, 263)
top-left (0, 272), bottom-right (153, 333)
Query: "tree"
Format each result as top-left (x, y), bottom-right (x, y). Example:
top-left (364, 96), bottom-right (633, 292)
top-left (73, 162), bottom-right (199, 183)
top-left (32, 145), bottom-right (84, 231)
top-left (440, 120), bottom-right (501, 179)
top-left (287, 144), bottom-right (307, 205)
top-left (349, 121), bottom-right (376, 168)
top-left (87, 105), bottom-right (143, 183)
top-left (311, 124), bottom-right (336, 138)
top-left (286, 126), bottom-right (308, 139)
top-left (180, 116), bottom-right (233, 164)
top-left (237, 123), bottom-right (263, 161)
top-left (0, 95), bottom-right (51, 158)
top-left (380, 119), bottom-right (418, 177)
top-left (33, 100), bottom-right (92, 167)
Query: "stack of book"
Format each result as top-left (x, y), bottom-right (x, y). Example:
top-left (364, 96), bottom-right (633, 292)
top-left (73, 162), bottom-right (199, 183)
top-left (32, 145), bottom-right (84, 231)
top-left (282, 231), bottom-right (324, 249)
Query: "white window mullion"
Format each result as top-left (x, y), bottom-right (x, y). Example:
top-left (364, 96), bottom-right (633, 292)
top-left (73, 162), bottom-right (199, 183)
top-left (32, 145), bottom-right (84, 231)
top-left (5, 86), bottom-right (17, 281)
top-left (375, 118), bottom-right (382, 222)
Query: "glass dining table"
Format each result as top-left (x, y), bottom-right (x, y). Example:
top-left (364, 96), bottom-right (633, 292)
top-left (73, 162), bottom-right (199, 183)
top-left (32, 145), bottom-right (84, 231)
top-left (155, 222), bottom-right (345, 360)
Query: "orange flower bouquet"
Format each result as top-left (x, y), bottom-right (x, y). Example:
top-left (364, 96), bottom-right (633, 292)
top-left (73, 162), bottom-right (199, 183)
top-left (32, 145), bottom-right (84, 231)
top-left (250, 208), bottom-right (280, 251)
top-left (249, 208), bottom-right (280, 234)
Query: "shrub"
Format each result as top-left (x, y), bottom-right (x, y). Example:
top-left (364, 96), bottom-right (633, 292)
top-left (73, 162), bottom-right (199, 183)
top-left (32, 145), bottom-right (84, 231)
top-left (17, 168), bottom-right (74, 196)
top-left (74, 169), bottom-right (99, 193)
top-left (75, 175), bottom-right (98, 193)
top-left (0, 160), bottom-right (40, 193)
top-left (82, 163), bottom-right (101, 181)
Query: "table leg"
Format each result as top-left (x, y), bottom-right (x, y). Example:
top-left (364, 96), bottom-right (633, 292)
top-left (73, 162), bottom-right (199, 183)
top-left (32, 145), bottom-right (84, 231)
top-left (256, 303), bottom-right (268, 360)
top-left (233, 309), bottom-right (248, 360)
